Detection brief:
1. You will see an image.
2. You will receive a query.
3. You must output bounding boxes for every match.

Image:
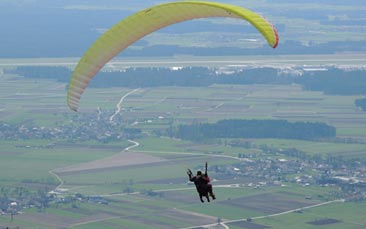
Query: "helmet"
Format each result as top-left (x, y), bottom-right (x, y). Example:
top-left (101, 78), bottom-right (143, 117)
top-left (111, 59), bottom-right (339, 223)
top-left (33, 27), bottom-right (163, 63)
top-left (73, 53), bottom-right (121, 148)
top-left (196, 171), bottom-right (202, 176)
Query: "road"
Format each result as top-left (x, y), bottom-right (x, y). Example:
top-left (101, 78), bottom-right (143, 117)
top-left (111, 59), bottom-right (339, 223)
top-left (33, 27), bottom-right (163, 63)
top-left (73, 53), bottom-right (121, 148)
top-left (109, 88), bottom-right (140, 121)
top-left (48, 169), bottom-right (64, 191)
top-left (1, 54), bottom-right (366, 68)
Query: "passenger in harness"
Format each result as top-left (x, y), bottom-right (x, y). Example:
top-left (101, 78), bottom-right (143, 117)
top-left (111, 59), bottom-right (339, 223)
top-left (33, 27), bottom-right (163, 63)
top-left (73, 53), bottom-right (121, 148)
top-left (187, 162), bottom-right (216, 203)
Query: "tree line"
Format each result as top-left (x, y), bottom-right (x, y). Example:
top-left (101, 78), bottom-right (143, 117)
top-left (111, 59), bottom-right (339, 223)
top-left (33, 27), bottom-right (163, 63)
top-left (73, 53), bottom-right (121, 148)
top-left (167, 119), bottom-right (336, 141)
top-left (8, 66), bottom-right (366, 95)
top-left (296, 68), bottom-right (366, 95)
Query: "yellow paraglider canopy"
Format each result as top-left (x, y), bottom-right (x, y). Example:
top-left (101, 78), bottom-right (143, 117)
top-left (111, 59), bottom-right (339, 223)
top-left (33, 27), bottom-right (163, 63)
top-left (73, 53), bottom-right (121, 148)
top-left (67, 1), bottom-right (279, 112)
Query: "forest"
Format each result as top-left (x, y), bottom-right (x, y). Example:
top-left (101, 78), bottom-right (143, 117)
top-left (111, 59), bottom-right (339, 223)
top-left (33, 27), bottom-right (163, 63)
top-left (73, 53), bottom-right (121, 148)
top-left (10, 66), bottom-right (366, 96)
top-left (167, 119), bottom-right (336, 141)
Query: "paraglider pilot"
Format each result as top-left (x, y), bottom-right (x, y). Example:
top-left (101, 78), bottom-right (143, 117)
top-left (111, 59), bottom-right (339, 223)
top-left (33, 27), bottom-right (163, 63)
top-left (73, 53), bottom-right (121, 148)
top-left (187, 162), bottom-right (216, 203)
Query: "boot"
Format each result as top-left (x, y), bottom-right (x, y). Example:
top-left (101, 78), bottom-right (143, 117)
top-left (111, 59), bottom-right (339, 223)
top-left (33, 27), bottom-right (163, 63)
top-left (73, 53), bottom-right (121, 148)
top-left (210, 193), bottom-right (216, 200)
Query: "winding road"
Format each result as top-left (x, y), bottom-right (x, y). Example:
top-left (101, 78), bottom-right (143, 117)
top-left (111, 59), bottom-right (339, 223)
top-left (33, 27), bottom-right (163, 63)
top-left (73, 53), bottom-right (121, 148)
top-left (109, 88), bottom-right (140, 122)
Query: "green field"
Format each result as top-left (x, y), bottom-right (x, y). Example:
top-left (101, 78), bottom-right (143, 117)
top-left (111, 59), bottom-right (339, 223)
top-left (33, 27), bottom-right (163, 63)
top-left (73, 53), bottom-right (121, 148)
top-left (1, 64), bottom-right (366, 228)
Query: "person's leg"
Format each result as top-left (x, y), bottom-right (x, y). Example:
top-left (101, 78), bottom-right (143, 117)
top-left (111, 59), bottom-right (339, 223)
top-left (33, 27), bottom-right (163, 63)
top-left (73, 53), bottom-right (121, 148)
top-left (199, 193), bottom-right (204, 203)
top-left (206, 194), bottom-right (210, 202)
top-left (207, 184), bottom-right (216, 199)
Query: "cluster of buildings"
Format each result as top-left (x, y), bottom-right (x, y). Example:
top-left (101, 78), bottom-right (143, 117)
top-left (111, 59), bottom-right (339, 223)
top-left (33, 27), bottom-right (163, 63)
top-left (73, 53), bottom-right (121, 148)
top-left (218, 147), bottom-right (366, 201)
top-left (0, 111), bottom-right (143, 143)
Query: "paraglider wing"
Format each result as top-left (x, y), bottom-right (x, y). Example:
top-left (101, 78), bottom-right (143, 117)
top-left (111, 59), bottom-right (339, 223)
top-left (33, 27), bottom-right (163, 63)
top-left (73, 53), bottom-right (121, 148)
top-left (67, 1), bottom-right (279, 111)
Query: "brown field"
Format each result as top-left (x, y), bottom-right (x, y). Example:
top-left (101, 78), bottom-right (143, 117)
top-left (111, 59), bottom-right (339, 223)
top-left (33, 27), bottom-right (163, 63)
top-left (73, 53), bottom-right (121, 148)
top-left (307, 218), bottom-right (341, 225)
top-left (120, 215), bottom-right (175, 229)
top-left (53, 147), bottom-right (229, 187)
top-left (16, 195), bottom-right (168, 228)
top-left (17, 211), bottom-right (116, 228)
top-left (161, 189), bottom-right (199, 205)
top-left (228, 221), bottom-right (271, 229)
top-left (17, 211), bottom-right (80, 228)
top-left (54, 151), bottom-right (167, 174)
top-left (220, 192), bottom-right (320, 214)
